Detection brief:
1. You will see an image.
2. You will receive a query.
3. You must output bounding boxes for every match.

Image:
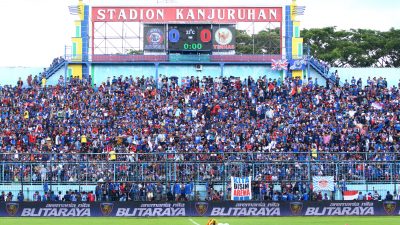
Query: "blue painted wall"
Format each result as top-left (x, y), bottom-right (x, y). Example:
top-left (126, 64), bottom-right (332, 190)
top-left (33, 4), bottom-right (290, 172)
top-left (47, 66), bottom-right (66, 85)
top-left (330, 67), bottom-right (400, 87)
top-left (224, 65), bottom-right (282, 80)
top-left (158, 64), bottom-right (221, 79)
top-left (308, 67), bottom-right (331, 86)
top-left (91, 64), bottom-right (284, 85)
top-left (2, 66), bottom-right (400, 88)
top-left (0, 67), bottom-right (43, 86)
top-left (91, 65), bottom-right (156, 85)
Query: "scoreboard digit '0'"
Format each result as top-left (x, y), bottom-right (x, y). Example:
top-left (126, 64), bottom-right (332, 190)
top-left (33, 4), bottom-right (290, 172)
top-left (168, 24), bottom-right (212, 51)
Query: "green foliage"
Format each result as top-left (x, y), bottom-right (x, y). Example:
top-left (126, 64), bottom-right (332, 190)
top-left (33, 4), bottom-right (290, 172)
top-left (125, 49), bottom-right (144, 55)
top-left (124, 27), bottom-right (399, 68)
top-left (302, 27), bottom-right (400, 67)
top-left (235, 28), bottom-right (281, 54)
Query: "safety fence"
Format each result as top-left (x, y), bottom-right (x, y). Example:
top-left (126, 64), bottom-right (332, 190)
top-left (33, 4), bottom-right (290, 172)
top-left (1, 153), bottom-right (400, 184)
top-left (65, 54), bottom-right (283, 63)
top-left (1, 152), bottom-right (399, 184)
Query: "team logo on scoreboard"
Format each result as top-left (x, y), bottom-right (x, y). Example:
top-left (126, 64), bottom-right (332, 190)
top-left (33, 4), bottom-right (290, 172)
top-left (6, 203), bottom-right (19, 216)
top-left (146, 28), bottom-right (164, 44)
top-left (383, 201), bottom-right (397, 215)
top-left (289, 202), bottom-right (303, 215)
top-left (195, 202), bottom-right (209, 216)
top-left (100, 203), bottom-right (114, 216)
top-left (215, 28), bottom-right (233, 45)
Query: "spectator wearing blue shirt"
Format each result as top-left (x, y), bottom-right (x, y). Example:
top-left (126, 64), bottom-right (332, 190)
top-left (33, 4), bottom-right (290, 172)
top-left (17, 190), bottom-right (24, 202)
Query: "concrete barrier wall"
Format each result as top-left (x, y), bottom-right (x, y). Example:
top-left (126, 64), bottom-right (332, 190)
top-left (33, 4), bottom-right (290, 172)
top-left (1, 201), bottom-right (399, 217)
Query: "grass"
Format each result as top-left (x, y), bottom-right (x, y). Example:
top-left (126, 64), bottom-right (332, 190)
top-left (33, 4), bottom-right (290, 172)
top-left (1, 217), bottom-right (400, 225)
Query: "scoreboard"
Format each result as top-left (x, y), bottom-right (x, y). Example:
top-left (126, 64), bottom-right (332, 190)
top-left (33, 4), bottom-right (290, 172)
top-left (168, 24), bottom-right (212, 51)
top-left (144, 24), bottom-right (235, 52)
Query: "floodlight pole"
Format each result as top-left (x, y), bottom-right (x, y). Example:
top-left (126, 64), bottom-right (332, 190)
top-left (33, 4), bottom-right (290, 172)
top-left (252, 22), bottom-right (255, 54)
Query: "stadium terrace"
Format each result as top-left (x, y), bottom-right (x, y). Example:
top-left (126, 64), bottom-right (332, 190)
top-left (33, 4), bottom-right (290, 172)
top-left (93, 7), bottom-right (281, 22)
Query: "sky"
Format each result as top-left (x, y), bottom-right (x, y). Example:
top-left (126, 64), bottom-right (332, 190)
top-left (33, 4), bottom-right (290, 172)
top-left (0, 0), bottom-right (399, 67)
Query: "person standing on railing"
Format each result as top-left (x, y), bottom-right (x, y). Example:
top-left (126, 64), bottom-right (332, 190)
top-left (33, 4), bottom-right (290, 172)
top-left (394, 191), bottom-right (400, 200)
top-left (357, 192), bottom-right (364, 200)
top-left (17, 190), bottom-right (24, 202)
top-left (27, 74), bottom-right (32, 87)
top-left (41, 75), bottom-right (47, 88)
top-left (17, 77), bottom-right (23, 89)
top-left (88, 191), bottom-right (95, 202)
top-left (0, 191), bottom-right (6, 203)
top-left (33, 191), bottom-right (41, 202)
top-left (385, 191), bottom-right (393, 200)
top-left (335, 72), bottom-right (340, 87)
top-left (357, 78), bottom-right (362, 88)
top-left (5, 192), bottom-right (13, 202)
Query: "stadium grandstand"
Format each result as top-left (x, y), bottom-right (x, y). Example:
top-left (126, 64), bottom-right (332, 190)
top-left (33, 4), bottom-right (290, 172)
top-left (1, 0), bottom-right (400, 222)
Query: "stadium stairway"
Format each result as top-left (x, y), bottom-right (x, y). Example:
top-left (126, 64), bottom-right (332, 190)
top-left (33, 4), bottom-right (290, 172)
top-left (45, 59), bottom-right (66, 79)
top-left (308, 57), bottom-right (339, 86)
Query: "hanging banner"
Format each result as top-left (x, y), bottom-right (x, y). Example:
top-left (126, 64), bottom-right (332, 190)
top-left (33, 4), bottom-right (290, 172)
top-left (231, 176), bottom-right (252, 201)
top-left (289, 58), bottom-right (307, 70)
top-left (1, 201), bottom-right (400, 217)
top-left (313, 176), bottom-right (334, 191)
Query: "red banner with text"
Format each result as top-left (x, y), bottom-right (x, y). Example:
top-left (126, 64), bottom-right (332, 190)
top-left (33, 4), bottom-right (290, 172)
top-left (92, 7), bottom-right (282, 23)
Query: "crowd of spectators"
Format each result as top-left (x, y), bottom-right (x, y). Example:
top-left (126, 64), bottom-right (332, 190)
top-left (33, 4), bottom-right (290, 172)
top-left (0, 73), bottom-right (400, 186)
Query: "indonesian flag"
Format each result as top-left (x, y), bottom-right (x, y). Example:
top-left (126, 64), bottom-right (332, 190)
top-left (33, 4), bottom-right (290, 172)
top-left (343, 190), bottom-right (359, 200)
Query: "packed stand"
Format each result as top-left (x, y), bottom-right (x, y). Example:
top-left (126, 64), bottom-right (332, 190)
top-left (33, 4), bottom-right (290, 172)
top-left (0, 74), bottom-right (399, 186)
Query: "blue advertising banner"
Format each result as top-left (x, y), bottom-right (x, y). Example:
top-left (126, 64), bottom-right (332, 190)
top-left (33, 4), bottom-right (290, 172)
top-left (0, 201), bottom-right (399, 217)
top-left (289, 58), bottom-right (307, 70)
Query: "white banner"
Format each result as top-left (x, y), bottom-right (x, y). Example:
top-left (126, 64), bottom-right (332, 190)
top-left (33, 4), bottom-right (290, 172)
top-left (313, 176), bottom-right (334, 191)
top-left (231, 176), bottom-right (252, 201)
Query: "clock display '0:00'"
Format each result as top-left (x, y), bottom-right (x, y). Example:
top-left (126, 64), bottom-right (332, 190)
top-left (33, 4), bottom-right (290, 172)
top-left (183, 43), bottom-right (203, 50)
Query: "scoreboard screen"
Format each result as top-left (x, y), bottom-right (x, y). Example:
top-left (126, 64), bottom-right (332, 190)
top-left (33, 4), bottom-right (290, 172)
top-left (168, 24), bottom-right (212, 51)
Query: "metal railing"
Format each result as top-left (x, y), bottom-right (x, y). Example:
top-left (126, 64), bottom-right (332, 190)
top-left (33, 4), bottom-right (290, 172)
top-left (1, 152), bottom-right (399, 184)
top-left (1, 152), bottom-right (399, 202)
top-left (62, 54), bottom-right (283, 63)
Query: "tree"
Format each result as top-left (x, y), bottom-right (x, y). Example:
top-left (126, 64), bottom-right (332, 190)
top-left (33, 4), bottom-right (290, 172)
top-left (302, 27), bottom-right (400, 67)
top-left (235, 28), bottom-right (281, 54)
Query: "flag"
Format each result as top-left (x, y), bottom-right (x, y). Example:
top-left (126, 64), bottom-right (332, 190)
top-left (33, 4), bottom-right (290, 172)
top-left (271, 59), bottom-right (288, 71)
top-left (343, 190), bottom-right (359, 200)
top-left (293, 6), bottom-right (306, 15)
top-left (313, 176), bottom-right (334, 191)
top-left (68, 5), bottom-right (82, 15)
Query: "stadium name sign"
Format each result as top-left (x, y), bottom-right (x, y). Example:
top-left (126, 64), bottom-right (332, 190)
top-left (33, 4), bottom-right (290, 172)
top-left (92, 7), bottom-right (283, 23)
top-left (1, 201), bottom-right (399, 217)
